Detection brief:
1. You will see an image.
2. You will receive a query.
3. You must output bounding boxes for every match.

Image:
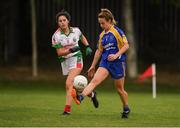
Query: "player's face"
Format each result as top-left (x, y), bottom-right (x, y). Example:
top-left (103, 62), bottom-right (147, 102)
top-left (98, 18), bottom-right (111, 31)
top-left (58, 15), bottom-right (69, 30)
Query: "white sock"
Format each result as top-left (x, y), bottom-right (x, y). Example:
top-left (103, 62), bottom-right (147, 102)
top-left (91, 92), bottom-right (94, 98)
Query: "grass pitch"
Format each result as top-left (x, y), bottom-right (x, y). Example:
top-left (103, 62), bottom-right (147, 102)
top-left (0, 79), bottom-right (180, 127)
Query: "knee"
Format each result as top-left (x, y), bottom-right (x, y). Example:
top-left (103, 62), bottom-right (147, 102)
top-left (117, 89), bottom-right (127, 96)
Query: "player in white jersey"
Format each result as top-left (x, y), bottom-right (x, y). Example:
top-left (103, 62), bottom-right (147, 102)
top-left (52, 11), bottom-right (99, 115)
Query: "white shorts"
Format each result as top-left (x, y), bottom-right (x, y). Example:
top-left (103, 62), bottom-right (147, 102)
top-left (61, 56), bottom-right (83, 75)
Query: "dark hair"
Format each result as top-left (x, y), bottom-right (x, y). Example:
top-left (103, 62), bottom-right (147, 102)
top-left (98, 8), bottom-right (117, 25)
top-left (56, 10), bottom-right (71, 23)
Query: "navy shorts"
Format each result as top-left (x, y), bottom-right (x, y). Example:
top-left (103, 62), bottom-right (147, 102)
top-left (99, 59), bottom-right (126, 79)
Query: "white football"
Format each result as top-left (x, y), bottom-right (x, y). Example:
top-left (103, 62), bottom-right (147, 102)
top-left (73, 75), bottom-right (88, 91)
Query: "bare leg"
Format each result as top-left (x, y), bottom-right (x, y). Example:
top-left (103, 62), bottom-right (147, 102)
top-left (114, 77), bottom-right (129, 107)
top-left (82, 67), bottom-right (109, 96)
top-left (65, 68), bottom-right (82, 105)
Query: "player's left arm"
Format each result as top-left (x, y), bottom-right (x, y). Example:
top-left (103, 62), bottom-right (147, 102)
top-left (108, 35), bottom-right (129, 61)
top-left (81, 35), bottom-right (90, 46)
top-left (115, 35), bottom-right (129, 57)
top-left (81, 34), bottom-right (93, 56)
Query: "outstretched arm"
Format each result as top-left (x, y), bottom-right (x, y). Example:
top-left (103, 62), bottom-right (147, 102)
top-left (91, 49), bottom-right (102, 67)
top-left (81, 35), bottom-right (89, 46)
top-left (81, 35), bottom-right (93, 56)
top-left (88, 49), bottom-right (102, 78)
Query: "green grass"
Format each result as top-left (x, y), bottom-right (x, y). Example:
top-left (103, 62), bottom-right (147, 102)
top-left (0, 80), bottom-right (180, 127)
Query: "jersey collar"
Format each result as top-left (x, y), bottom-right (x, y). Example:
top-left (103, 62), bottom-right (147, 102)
top-left (104, 25), bottom-right (114, 34)
top-left (60, 27), bottom-right (74, 36)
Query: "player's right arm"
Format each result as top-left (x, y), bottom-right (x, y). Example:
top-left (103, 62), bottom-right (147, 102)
top-left (88, 32), bottom-right (104, 78)
top-left (52, 32), bottom-right (79, 57)
top-left (88, 49), bottom-right (102, 78)
top-left (55, 47), bottom-right (70, 56)
top-left (90, 49), bottom-right (102, 67)
top-left (55, 46), bottom-right (80, 56)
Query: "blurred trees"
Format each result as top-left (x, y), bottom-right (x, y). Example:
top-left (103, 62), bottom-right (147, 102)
top-left (0, 0), bottom-right (20, 64)
top-left (122, 0), bottom-right (138, 78)
top-left (1, 0), bottom-right (180, 75)
top-left (133, 0), bottom-right (180, 69)
top-left (0, 0), bottom-right (31, 65)
top-left (30, 0), bottom-right (38, 77)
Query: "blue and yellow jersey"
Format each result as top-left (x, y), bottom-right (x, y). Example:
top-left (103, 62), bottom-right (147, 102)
top-left (98, 25), bottom-right (128, 61)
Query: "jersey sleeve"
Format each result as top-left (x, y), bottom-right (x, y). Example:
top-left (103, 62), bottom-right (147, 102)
top-left (112, 26), bottom-right (129, 49)
top-left (74, 27), bottom-right (82, 40)
top-left (118, 28), bottom-right (128, 45)
top-left (51, 34), bottom-right (62, 49)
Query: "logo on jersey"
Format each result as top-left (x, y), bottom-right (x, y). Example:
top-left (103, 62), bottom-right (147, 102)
top-left (73, 37), bottom-right (77, 42)
top-left (67, 39), bottom-right (70, 44)
top-left (104, 43), bottom-right (116, 51)
top-left (104, 43), bottom-right (114, 49)
top-left (109, 35), bottom-right (114, 42)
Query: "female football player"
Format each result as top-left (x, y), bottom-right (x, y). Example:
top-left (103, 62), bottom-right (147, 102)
top-left (72, 9), bottom-right (130, 118)
top-left (52, 10), bottom-right (98, 115)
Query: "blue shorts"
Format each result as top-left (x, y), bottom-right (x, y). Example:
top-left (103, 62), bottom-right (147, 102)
top-left (99, 59), bottom-right (126, 79)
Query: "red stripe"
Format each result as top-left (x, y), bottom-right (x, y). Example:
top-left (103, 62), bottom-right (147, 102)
top-left (77, 63), bottom-right (82, 68)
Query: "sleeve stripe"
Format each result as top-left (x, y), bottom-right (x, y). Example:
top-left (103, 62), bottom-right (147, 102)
top-left (98, 31), bottom-right (105, 51)
top-left (111, 27), bottom-right (127, 49)
top-left (52, 44), bottom-right (62, 49)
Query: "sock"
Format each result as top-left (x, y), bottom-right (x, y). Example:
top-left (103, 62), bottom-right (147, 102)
top-left (123, 105), bottom-right (130, 112)
top-left (64, 105), bottom-right (71, 113)
top-left (87, 92), bottom-right (94, 98)
top-left (78, 94), bottom-right (84, 102)
top-left (91, 92), bottom-right (95, 98)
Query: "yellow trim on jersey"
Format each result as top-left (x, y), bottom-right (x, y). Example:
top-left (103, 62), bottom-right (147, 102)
top-left (98, 26), bottom-right (128, 51)
top-left (110, 26), bottom-right (128, 49)
top-left (98, 31), bottom-right (105, 52)
top-left (122, 35), bottom-right (128, 45)
top-left (109, 26), bottom-right (124, 49)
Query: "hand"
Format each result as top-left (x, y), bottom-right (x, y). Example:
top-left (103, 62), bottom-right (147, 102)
top-left (85, 46), bottom-right (92, 56)
top-left (87, 66), bottom-right (95, 79)
top-left (69, 46), bottom-right (80, 53)
top-left (107, 54), bottom-right (118, 61)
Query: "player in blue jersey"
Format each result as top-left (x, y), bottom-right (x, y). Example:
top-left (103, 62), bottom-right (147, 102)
top-left (72, 8), bottom-right (130, 118)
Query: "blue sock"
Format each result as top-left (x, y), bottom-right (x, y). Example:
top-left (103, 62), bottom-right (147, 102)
top-left (78, 95), bottom-right (84, 102)
top-left (123, 106), bottom-right (130, 112)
